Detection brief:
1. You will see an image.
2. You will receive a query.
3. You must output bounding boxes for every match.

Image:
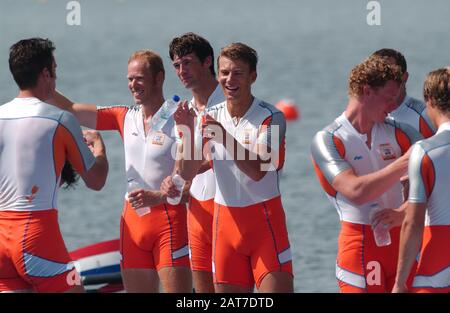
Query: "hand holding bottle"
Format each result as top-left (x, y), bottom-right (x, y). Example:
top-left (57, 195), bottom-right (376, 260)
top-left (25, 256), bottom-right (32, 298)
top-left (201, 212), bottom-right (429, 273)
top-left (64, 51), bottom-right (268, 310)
top-left (370, 206), bottom-right (392, 247)
top-left (166, 174), bottom-right (186, 205)
top-left (160, 174), bottom-right (186, 205)
top-left (126, 179), bottom-right (151, 217)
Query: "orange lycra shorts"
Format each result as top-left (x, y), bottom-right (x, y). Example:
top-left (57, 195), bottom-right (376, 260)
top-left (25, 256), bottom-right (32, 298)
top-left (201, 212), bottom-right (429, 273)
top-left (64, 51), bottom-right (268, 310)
top-left (212, 196), bottom-right (293, 289)
top-left (187, 197), bottom-right (214, 272)
top-left (336, 221), bottom-right (415, 293)
top-left (411, 226), bottom-right (450, 293)
top-left (120, 201), bottom-right (190, 271)
top-left (0, 209), bottom-right (79, 292)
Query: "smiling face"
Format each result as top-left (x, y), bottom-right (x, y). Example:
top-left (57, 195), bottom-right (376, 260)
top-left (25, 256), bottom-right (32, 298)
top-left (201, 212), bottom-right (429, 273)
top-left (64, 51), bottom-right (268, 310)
top-left (127, 59), bottom-right (157, 105)
top-left (218, 56), bottom-right (256, 104)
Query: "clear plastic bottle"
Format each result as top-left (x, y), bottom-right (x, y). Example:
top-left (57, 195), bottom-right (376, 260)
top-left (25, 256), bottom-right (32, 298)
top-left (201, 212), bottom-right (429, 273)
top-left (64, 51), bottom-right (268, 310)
top-left (150, 95), bottom-right (180, 132)
top-left (166, 174), bottom-right (186, 205)
top-left (372, 222), bottom-right (391, 247)
top-left (126, 179), bottom-right (151, 217)
top-left (370, 207), bottom-right (391, 247)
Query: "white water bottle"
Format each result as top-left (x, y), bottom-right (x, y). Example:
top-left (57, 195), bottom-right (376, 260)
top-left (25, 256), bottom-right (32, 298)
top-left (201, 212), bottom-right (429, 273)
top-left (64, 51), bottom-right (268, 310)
top-left (127, 179), bottom-right (151, 217)
top-left (370, 207), bottom-right (391, 247)
top-left (150, 95), bottom-right (180, 132)
top-left (166, 174), bottom-right (186, 205)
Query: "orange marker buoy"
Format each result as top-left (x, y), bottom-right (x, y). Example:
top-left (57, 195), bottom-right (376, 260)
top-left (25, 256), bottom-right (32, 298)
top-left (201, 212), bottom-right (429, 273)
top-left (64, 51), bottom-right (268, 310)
top-left (275, 99), bottom-right (300, 121)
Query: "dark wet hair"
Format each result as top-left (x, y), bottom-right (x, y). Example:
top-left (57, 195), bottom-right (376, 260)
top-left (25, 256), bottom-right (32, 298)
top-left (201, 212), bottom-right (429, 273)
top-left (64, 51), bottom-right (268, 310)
top-left (9, 38), bottom-right (55, 89)
top-left (169, 32), bottom-right (215, 75)
top-left (372, 48), bottom-right (407, 74)
top-left (61, 161), bottom-right (79, 189)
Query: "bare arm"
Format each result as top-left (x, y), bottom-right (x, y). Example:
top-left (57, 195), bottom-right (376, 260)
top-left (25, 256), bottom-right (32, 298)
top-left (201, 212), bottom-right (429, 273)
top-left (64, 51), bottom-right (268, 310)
top-left (371, 201), bottom-right (408, 229)
top-left (203, 115), bottom-right (273, 181)
top-left (128, 142), bottom-right (189, 209)
top-left (50, 90), bottom-right (98, 129)
top-left (331, 150), bottom-right (410, 205)
top-left (175, 102), bottom-right (204, 182)
top-left (176, 129), bottom-right (212, 176)
top-left (79, 130), bottom-right (109, 190)
top-left (197, 159), bottom-right (212, 174)
top-left (392, 202), bottom-right (426, 292)
top-left (128, 189), bottom-right (166, 208)
top-left (159, 102), bottom-right (202, 198)
top-left (226, 133), bottom-right (270, 181)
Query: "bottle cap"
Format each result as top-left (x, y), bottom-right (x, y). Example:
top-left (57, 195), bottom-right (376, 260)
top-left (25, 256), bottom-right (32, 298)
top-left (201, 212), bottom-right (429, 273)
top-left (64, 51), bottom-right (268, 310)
top-left (172, 174), bottom-right (185, 187)
top-left (172, 95), bottom-right (180, 102)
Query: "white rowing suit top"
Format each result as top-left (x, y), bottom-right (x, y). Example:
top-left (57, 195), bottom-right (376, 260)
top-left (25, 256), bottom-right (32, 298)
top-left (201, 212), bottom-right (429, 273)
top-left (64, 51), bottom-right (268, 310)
top-left (388, 96), bottom-right (435, 138)
top-left (408, 121), bottom-right (450, 226)
top-left (189, 84), bottom-right (225, 201)
top-left (96, 104), bottom-right (180, 197)
top-left (0, 97), bottom-right (95, 212)
top-left (311, 112), bottom-right (422, 224)
top-left (205, 97), bottom-right (286, 207)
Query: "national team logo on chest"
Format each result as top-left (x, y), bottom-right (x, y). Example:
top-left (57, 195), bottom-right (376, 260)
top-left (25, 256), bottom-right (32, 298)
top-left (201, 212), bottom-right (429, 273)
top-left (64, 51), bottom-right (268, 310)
top-left (242, 129), bottom-right (252, 145)
top-left (152, 132), bottom-right (165, 146)
top-left (378, 143), bottom-right (396, 160)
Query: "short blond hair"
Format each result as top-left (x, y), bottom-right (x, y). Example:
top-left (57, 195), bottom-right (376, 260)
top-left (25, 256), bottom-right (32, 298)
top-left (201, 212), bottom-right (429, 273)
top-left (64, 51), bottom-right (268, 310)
top-left (218, 42), bottom-right (258, 72)
top-left (128, 49), bottom-right (165, 77)
top-left (348, 56), bottom-right (402, 97)
top-left (423, 67), bottom-right (450, 113)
